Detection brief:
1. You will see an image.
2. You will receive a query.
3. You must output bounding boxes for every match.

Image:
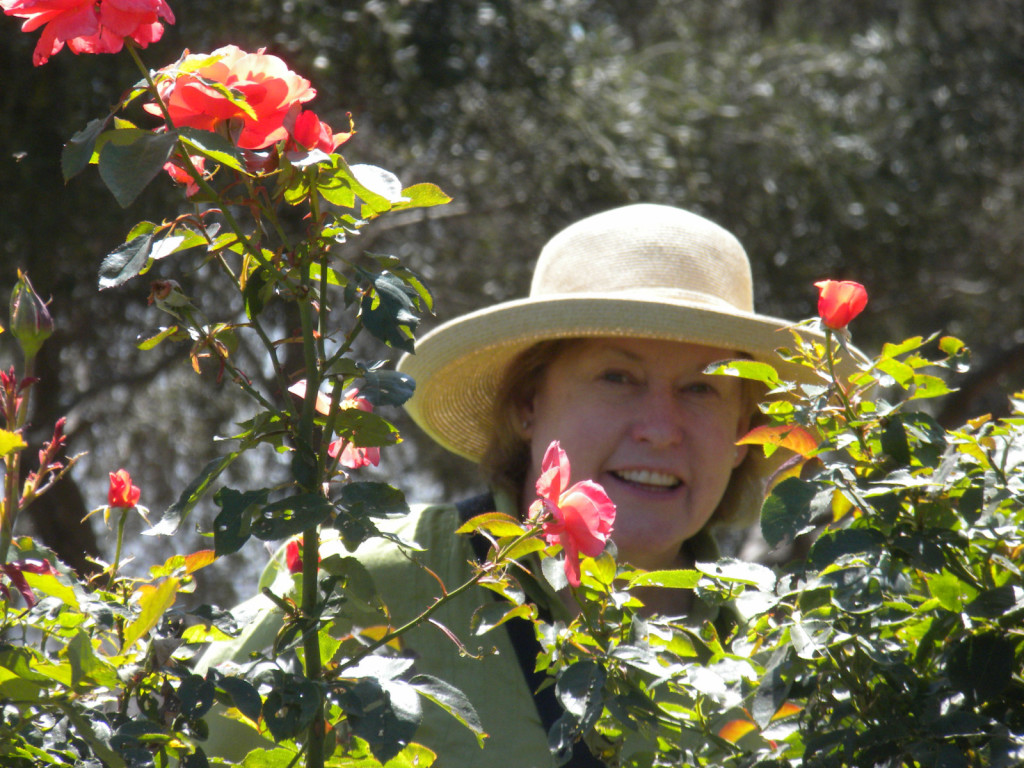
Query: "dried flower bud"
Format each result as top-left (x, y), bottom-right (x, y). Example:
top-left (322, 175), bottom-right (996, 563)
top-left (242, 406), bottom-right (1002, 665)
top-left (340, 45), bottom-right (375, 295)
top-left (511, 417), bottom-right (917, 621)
top-left (9, 271), bottom-right (53, 359)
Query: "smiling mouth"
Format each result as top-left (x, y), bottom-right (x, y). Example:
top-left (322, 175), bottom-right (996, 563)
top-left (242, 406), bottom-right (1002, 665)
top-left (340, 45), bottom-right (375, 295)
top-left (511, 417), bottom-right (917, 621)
top-left (610, 469), bottom-right (683, 490)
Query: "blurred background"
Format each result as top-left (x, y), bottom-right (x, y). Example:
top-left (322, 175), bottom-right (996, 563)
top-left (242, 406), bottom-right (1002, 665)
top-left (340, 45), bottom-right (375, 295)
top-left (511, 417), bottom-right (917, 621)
top-left (2, 0), bottom-right (1022, 606)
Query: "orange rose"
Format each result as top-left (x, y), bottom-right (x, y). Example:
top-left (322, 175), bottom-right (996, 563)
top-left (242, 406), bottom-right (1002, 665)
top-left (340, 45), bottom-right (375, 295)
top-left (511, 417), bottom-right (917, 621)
top-left (147, 45), bottom-right (316, 149)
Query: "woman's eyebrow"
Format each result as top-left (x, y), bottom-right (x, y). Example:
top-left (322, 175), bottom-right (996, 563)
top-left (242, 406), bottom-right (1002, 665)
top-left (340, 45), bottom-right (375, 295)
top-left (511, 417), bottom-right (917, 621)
top-left (590, 342), bottom-right (644, 362)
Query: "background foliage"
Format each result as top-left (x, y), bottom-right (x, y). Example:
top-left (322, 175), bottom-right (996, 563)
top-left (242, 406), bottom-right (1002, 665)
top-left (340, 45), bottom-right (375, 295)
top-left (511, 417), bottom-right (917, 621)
top-left (2, 0), bottom-right (1023, 603)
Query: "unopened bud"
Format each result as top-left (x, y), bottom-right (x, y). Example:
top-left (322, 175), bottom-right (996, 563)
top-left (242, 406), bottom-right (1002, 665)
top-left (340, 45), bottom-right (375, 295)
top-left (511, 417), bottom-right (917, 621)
top-left (9, 271), bottom-right (53, 359)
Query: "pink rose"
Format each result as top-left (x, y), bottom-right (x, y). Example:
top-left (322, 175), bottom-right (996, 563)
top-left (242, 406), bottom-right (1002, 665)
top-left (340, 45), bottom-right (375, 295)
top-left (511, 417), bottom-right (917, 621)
top-left (327, 389), bottom-right (380, 470)
top-left (529, 441), bottom-right (615, 587)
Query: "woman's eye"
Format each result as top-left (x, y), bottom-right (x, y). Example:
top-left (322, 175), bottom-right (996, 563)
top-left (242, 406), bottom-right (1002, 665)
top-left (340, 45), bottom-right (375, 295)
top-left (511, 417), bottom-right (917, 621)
top-left (600, 370), bottom-right (633, 385)
top-left (681, 381), bottom-right (715, 396)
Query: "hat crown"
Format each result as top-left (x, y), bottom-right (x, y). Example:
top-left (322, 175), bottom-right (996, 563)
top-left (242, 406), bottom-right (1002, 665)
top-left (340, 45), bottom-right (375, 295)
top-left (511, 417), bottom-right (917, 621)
top-left (531, 204), bottom-right (753, 313)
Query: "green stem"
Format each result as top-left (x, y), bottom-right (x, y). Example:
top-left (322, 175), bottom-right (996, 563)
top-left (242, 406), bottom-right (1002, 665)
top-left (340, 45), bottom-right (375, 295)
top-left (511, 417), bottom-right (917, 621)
top-left (108, 508), bottom-right (129, 591)
top-left (338, 525), bottom-right (543, 674)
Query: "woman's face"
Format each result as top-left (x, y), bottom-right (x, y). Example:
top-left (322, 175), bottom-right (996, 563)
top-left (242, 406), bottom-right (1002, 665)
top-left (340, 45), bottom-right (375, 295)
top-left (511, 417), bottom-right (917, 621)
top-left (521, 337), bottom-right (750, 571)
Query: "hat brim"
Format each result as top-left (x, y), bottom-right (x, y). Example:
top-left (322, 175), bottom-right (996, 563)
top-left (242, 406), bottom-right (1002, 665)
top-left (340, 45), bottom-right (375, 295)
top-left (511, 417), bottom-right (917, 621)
top-left (397, 293), bottom-right (825, 464)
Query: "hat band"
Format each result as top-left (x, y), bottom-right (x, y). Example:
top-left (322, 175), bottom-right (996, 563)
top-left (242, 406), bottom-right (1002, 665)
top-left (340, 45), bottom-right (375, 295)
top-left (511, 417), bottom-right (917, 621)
top-left (533, 286), bottom-right (747, 312)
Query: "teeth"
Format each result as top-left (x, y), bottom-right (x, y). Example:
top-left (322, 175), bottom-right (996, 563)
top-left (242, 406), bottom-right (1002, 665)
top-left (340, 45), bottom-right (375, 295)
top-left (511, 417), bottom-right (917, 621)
top-left (613, 469), bottom-right (680, 488)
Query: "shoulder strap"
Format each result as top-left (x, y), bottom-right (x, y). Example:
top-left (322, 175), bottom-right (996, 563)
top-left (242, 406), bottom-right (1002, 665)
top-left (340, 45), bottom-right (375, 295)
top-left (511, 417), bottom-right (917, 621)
top-left (455, 495), bottom-right (605, 767)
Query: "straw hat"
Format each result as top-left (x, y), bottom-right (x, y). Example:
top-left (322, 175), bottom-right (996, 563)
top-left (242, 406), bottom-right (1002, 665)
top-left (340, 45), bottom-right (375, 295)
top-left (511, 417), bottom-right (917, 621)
top-left (397, 203), bottom-right (823, 524)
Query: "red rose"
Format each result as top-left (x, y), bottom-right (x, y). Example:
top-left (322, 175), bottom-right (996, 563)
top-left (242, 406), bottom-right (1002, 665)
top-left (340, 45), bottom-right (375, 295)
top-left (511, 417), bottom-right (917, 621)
top-left (814, 279), bottom-right (868, 330)
top-left (529, 441), bottom-right (615, 587)
top-left (285, 540), bottom-right (302, 574)
top-left (2, 0), bottom-right (174, 66)
top-left (146, 45), bottom-right (316, 150)
top-left (287, 109), bottom-right (351, 154)
top-left (108, 468), bottom-right (141, 508)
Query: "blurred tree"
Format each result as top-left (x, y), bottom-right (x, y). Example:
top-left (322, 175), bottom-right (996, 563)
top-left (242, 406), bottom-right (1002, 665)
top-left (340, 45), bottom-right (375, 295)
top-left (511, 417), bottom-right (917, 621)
top-left (2, 0), bottom-right (1022, 600)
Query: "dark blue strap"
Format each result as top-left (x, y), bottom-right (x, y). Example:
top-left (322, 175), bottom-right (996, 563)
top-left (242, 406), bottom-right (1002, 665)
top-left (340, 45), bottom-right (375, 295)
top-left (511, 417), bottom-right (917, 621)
top-left (455, 495), bottom-right (604, 767)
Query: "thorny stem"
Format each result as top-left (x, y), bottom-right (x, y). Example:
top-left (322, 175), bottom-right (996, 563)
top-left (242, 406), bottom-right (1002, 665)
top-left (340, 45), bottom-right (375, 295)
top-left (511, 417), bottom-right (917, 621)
top-left (1, 354), bottom-right (35, 564)
top-left (337, 524), bottom-right (544, 675)
top-left (295, 262), bottom-right (326, 768)
top-left (824, 329), bottom-right (869, 456)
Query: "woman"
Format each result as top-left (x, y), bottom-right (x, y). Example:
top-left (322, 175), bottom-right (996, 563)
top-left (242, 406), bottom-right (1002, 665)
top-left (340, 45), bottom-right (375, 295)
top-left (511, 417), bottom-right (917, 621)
top-left (198, 203), bottom-right (816, 765)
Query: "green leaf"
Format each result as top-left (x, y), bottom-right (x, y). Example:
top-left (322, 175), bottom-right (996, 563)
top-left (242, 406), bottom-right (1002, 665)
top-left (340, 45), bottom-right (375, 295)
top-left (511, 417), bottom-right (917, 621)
top-left (22, 571), bottom-right (80, 609)
top-left (359, 370), bottom-right (416, 407)
top-left (350, 163), bottom-right (402, 211)
top-left (939, 336), bottom-right (966, 356)
top-left (947, 633), bottom-right (1016, 701)
top-left (697, 558), bottom-right (776, 591)
top-left (243, 266), bottom-right (275, 320)
top-left (62, 117), bottom-right (108, 180)
top-left (628, 569), bottom-right (701, 589)
top-left (319, 555), bottom-right (387, 624)
top-left (335, 677), bottom-right (419, 763)
top-left (251, 493), bottom-right (332, 541)
top-left (98, 232), bottom-right (155, 289)
top-left (808, 528), bottom-right (887, 569)
top-left (337, 482), bottom-right (410, 519)
top-left (309, 262), bottom-right (347, 288)
top-left (470, 601), bottom-right (535, 635)
top-left (178, 127), bottom-right (246, 172)
top-left (909, 373), bottom-right (953, 400)
top-left (455, 511), bottom-right (525, 538)
top-left (213, 673), bottom-right (264, 723)
top-left (880, 336), bottom-right (926, 359)
top-left (393, 182), bottom-right (452, 210)
top-left (760, 477), bottom-right (820, 547)
top-left (329, 408), bottom-right (401, 447)
top-left (262, 679), bottom-right (321, 742)
top-left (556, 659), bottom-right (606, 736)
top-left (122, 577), bottom-right (180, 649)
top-left (98, 129), bottom-right (178, 208)
top-left (409, 674), bottom-right (485, 743)
top-left (62, 630), bottom-right (119, 688)
top-left (706, 359), bottom-right (782, 388)
top-left (177, 673), bottom-right (216, 719)
top-left (137, 325), bottom-right (183, 350)
top-left (965, 585), bottom-right (1022, 619)
top-left (238, 748), bottom-right (302, 768)
top-left (211, 487), bottom-right (268, 556)
top-left (926, 571), bottom-right (973, 612)
top-left (360, 271), bottom-right (421, 353)
top-left (874, 356), bottom-right (915, 387)
top-left (145, 453), bottom-right (241, 536)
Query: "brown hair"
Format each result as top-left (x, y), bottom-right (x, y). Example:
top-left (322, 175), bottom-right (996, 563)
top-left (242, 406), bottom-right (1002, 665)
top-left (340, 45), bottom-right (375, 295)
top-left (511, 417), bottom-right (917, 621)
top-left (480, 339), bottom-right (573, 500)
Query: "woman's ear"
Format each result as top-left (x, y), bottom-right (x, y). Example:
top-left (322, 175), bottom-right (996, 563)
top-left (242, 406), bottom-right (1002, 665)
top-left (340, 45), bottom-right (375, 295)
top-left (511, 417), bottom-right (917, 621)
top-left (732, 409), bottom-right (753, 468)
top-left (516, 397), bottom-right (535, 439)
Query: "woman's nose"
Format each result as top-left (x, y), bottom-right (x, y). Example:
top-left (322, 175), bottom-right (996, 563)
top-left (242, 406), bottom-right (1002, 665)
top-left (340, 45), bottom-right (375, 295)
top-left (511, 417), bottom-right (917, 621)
top-left (628, 388), bottom-right (683, 447)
